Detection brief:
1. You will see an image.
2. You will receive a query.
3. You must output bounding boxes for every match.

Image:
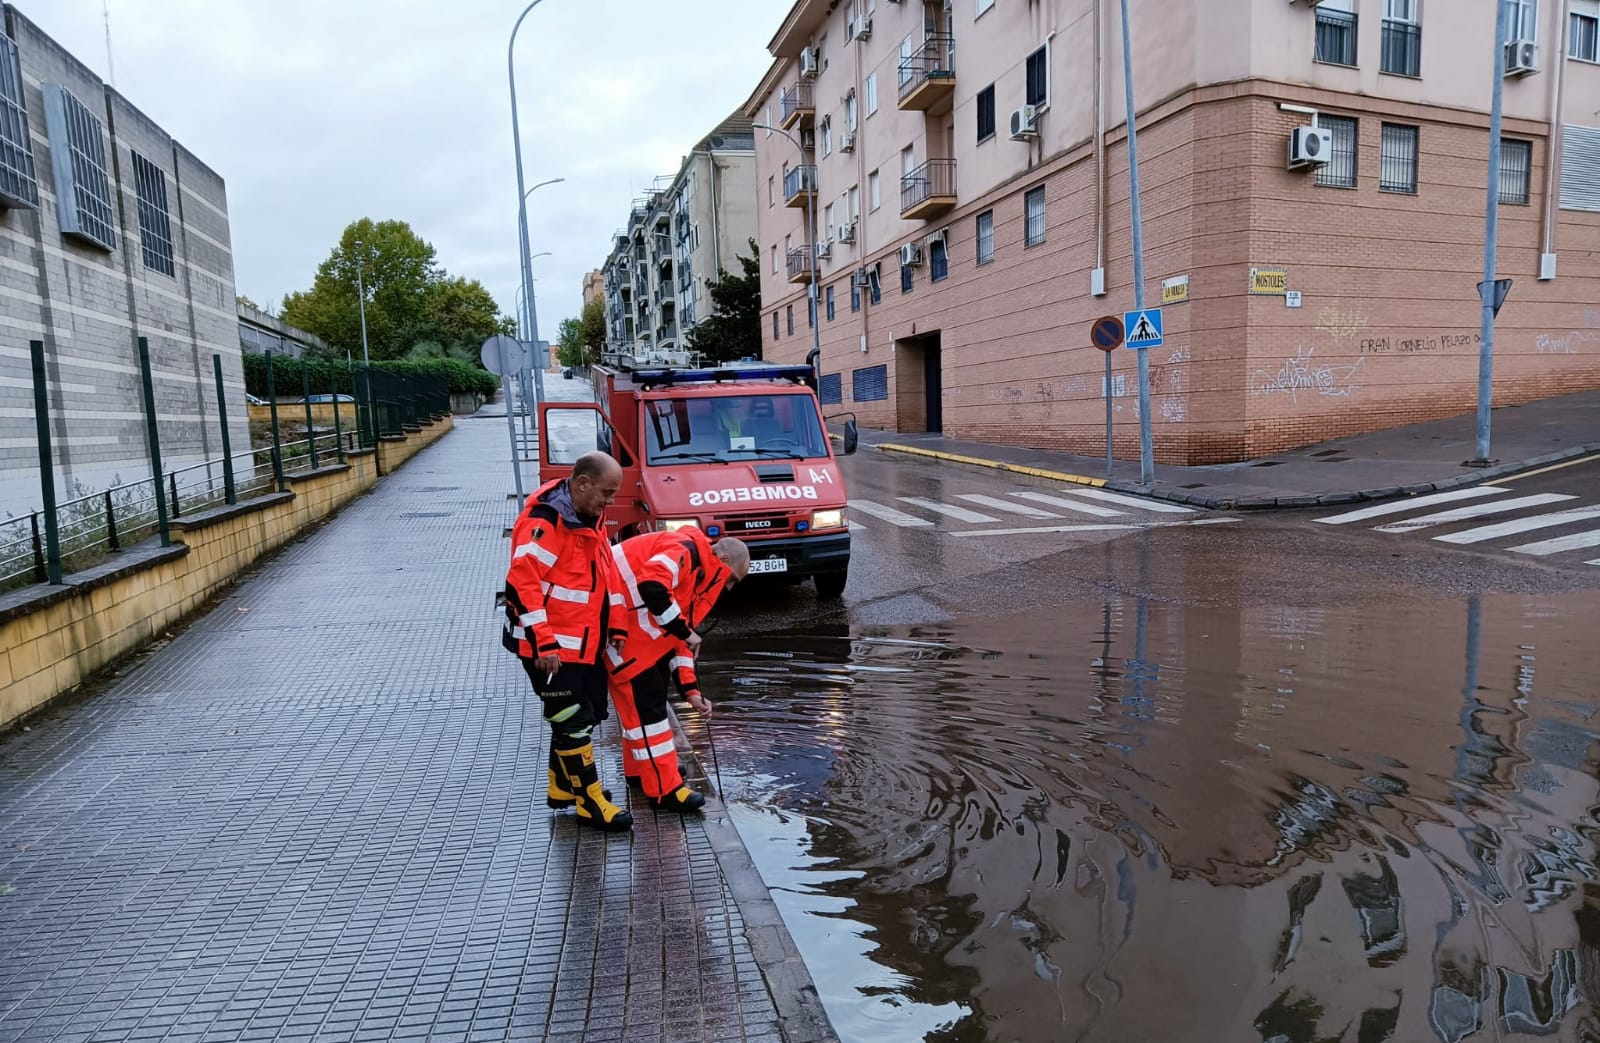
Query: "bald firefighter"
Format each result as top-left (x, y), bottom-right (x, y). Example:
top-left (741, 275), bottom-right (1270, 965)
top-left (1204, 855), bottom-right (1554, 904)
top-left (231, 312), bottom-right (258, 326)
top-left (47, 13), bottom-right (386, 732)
top-left (608, 528), bottom-right (750, 811)
top-left (503, 451), bottom-right (633, 832)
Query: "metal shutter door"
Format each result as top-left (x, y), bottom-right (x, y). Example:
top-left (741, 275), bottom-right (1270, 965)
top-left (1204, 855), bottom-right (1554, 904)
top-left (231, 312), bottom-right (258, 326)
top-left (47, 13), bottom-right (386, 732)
top-left (1561, 124), bottom-right (1600, 212)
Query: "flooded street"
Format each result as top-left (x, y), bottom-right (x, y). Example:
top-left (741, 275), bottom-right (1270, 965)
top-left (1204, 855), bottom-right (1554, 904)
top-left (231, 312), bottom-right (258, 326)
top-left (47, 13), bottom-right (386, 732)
top-left (690, 581), bottom-right (1600, 1041)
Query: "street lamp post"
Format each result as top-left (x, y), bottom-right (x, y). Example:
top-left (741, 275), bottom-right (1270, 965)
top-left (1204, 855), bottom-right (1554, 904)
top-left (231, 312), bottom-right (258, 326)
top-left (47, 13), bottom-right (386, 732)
top-left (353, 239), bottom-right (374, 447)
top-left (753, 123), bottom-right (821, 377)
top-left (508, 3), bottom-right (554, 425)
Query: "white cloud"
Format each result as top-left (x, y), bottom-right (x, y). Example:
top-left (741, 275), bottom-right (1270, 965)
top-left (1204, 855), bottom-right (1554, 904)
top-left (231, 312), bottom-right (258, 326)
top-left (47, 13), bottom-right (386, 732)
top-left (29, 0), bottom-right (786, 335)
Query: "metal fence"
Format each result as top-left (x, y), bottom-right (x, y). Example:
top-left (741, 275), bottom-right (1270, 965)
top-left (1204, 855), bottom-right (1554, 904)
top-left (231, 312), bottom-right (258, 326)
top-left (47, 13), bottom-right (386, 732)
top-left (2, 342), bottom-right (449, 594)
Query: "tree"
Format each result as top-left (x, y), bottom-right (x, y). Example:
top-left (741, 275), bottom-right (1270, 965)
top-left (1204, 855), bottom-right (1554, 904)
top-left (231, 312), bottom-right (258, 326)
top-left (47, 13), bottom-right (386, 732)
top-left (579, 297), bottom-right (606, 365)
top-left (686, 239), bottom-right (762, 364)
top-left (280, 218), bottom-right (512, 363)
top-left (556, 317), bottom-right (585, 370)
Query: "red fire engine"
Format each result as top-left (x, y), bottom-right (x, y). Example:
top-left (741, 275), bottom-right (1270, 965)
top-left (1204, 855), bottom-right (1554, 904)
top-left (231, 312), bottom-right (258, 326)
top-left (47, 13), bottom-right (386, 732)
top-left (536, 362), bottom-right (858, 599)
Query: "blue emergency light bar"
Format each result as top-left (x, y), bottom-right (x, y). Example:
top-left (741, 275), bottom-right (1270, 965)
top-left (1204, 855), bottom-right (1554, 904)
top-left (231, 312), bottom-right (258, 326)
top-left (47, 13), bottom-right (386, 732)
top-left (633, 364), bottom-right (816, 389)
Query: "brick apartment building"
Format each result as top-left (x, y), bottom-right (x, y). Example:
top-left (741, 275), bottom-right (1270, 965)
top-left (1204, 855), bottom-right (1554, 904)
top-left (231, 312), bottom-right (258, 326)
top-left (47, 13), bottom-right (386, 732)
top-left (745, 0), bottom-right (1600, 464)
top-left (0, 4), bottom-right (245, 513)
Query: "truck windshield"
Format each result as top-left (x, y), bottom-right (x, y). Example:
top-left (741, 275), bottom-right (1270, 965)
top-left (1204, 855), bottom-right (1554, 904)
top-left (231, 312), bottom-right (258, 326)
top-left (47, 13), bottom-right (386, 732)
top-left (644, 393), bottom-right (830, 465)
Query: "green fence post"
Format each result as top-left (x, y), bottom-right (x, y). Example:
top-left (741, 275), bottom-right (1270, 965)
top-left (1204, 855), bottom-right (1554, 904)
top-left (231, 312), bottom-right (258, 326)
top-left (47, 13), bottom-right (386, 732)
top-left (213, 354), bottom-right (236, 504)
top-left (332, 363), bottom-right (346, 464)
top-left (300, 358), bottom-right (319, 470)
top-left (136, 337), bottom-right (171, 547)
top-left (28, 340), bottom-right (62, 583)
top-left (266, 350), bottom-right (286, 492)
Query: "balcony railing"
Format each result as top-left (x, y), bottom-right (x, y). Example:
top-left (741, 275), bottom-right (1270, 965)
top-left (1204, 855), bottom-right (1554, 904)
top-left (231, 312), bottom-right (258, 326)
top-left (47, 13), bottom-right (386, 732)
top-left (899, 35), bottom-right (956, 111)
top-left (901, 158), bottom-right (957, 220)
top-left (783, 164), bottom-right (818, 207)
top-left (786, 246), bottom-right (817, 283)
top-left (779, 82), bottom-right (815, 129)
top-left (1380, 19), bottom-right (1421, 77)
top-left (1315, 8), bottom-right (1358, 66)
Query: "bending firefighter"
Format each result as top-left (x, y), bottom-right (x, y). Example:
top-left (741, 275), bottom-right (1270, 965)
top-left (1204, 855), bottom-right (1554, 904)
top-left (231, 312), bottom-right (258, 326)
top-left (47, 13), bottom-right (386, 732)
top-left (502, 452), bottom-right (634, 832)
top-left (608, 527), bottom-right (750, 811)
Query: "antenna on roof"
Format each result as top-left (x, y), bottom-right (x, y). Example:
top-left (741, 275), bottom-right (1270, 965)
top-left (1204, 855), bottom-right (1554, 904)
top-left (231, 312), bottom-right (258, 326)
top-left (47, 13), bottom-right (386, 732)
top-left (102, 0), bottom-right (116, 87)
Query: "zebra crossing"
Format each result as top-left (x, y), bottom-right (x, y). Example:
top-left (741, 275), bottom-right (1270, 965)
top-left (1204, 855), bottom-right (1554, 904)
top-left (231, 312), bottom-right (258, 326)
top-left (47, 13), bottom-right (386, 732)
top-left (1314, 485), bottom-right (1600, 566)
top-left (848, 485), bottom-right (1209, 537)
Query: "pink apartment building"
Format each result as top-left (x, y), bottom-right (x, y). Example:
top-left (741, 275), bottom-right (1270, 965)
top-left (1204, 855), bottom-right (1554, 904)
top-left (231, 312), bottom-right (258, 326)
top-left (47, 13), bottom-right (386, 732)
top-left (743, 0), bottom-right (1600, 464)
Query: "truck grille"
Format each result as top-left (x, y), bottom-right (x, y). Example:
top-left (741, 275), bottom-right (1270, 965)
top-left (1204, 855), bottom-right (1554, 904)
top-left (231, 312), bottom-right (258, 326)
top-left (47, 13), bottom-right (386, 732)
top-left (723, 513), bottom-right (792, 535)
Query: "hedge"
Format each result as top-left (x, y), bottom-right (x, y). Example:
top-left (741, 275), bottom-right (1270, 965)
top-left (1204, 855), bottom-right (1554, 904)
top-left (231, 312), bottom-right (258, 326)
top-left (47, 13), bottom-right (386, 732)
top-left (241, 354), bottom-right (498, 398)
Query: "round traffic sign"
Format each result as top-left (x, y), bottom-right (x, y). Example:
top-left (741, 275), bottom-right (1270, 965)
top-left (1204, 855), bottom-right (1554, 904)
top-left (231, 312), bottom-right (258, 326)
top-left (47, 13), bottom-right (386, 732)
top-left (1090, 315), bottom-right (1124, 353)
top-left (480, 334), bottom-right (520, 376)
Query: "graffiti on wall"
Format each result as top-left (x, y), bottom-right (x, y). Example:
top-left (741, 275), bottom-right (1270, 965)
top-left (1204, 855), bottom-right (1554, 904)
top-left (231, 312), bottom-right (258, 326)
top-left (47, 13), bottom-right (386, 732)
top-left (1160, 346), bottom-right (1190, 423)
top-left (1251, 347), bottom-right (1364, 404)
top-left (1537, 330), bottom-right (1600, 355)
top-left (1359, 333), bottom-right (1479, 354)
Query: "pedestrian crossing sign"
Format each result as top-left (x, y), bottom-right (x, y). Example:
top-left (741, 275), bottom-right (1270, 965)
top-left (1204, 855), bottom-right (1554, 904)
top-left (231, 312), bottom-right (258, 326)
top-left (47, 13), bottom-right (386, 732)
top-left (1123, 309), bottom-right (1163, 350)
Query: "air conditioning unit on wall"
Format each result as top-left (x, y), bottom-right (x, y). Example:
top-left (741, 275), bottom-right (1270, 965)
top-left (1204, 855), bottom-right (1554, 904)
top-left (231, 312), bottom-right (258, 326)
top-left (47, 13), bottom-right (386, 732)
top-left (800, 47), bottom-right (819, 78)
top-left (1010, 105), bottom-right (1039, 140)
top-left (840, 131), bottom-right (857, 153)
top-left (838, 221), bottom-right (857, 243)
top-left (1504, 39), bottom-right (1539, 77)
top-left (899, 242), bottom-right (923, 267)
top-left (1287, 125), bottom-right (1332, 169)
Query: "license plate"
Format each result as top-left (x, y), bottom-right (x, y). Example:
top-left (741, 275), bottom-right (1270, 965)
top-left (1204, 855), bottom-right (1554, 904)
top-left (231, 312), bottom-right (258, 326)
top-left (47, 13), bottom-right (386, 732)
top-left (749, 557), bottom-right (789, 575)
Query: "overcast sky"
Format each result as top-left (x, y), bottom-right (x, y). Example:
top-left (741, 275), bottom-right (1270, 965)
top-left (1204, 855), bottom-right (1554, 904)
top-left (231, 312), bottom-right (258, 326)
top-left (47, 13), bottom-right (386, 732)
top-left (32, 0), bottom-right (784, 336)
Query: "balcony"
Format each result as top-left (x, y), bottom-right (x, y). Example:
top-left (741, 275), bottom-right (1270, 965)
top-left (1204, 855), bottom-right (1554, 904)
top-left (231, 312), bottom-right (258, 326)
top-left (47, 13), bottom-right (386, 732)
top-left (786, 245), bottom-right (817, 284)
top-left (783, 164), bottom-right (818, 209)
top-left (779, 82), bottom-right (815, 130)
top-left (1314, 8), bottom-right (1358, 67)
top-left (898, 35), bottom-right (955, 113)
top-left (656, 323), bottom-right (678, 345)
top-left (901, 158), bottom-right (957, 221)
top-left (1380, 19), bottom-right (1421, 77)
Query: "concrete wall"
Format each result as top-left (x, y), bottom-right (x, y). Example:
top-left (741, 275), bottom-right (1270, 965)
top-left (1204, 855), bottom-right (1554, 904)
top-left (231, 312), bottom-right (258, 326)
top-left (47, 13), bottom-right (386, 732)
top-left (748, 0), bottom-right (1600, 462)
top-left (0, 416), bottom-right (452, 729)
top-left (0, 5), bottom-right (247, 515)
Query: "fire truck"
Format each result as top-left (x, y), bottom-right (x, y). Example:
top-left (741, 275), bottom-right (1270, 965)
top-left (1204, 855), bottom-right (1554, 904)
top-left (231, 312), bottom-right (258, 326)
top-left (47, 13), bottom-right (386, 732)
top-left (536, 361), bottom-right (858, 599)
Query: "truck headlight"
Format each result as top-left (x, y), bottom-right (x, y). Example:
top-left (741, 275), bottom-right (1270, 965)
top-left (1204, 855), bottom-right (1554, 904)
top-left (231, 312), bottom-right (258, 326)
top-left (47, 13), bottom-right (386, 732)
top-left (811, 509), bottom-right (844, 530)
top-left (658, 518), bottom-right (699, 532)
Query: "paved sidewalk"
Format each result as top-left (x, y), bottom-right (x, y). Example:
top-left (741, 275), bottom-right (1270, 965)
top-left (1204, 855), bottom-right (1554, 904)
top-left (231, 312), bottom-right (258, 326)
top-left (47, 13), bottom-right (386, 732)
top-left (868, 389), bottom-right (1600, 509)
top-left (0, 414), bottom-right (827, 1042)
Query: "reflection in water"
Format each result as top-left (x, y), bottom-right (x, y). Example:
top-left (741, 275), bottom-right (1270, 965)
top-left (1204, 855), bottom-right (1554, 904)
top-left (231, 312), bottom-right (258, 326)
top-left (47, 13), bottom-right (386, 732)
top-left (685, 590), bottom-right (1600, 1042)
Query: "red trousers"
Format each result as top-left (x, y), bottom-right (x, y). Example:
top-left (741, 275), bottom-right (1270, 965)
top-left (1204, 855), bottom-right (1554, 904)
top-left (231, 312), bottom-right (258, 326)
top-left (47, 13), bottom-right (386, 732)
top-left (609, 662), bottom-right (683, 798)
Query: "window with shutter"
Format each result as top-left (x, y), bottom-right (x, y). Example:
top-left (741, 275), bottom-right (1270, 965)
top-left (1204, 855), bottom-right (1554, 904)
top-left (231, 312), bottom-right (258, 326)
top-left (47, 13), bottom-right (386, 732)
top-left (852, 365), bottom-right (888, 402)
top-left (1560, 125), bottom-right (1600, 212)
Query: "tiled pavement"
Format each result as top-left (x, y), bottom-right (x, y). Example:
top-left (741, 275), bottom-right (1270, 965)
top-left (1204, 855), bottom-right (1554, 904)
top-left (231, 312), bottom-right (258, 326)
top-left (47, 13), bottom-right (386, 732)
top-left (0, 416), bottom-right (804, 1043)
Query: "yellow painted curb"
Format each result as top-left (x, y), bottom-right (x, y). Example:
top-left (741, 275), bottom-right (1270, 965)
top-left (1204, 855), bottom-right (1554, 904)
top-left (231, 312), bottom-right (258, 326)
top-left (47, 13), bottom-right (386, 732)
top-left (877, 443), bottom-right (1107, 488)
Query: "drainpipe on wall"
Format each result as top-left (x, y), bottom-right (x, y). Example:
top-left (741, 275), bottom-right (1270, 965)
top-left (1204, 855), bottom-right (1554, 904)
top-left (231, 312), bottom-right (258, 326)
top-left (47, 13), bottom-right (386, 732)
top-left (1093, 0), bottom-right (1107, 296)
top-left (1539, 5), bottom-right (1570, 280)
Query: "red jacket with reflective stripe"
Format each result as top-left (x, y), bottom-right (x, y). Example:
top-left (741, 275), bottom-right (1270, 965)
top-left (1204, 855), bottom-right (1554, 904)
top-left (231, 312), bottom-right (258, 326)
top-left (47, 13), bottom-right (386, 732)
top-left (606, 528), bottom-right (730, 684)
top-left (502, 478), bottom-right (626, 664)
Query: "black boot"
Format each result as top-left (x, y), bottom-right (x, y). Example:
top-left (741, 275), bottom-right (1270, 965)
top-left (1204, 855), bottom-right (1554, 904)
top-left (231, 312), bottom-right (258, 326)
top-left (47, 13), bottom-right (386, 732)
top-left (652, 785), bottom-right (706, 813)
top-left (556, 744), bottom-right (632, 832)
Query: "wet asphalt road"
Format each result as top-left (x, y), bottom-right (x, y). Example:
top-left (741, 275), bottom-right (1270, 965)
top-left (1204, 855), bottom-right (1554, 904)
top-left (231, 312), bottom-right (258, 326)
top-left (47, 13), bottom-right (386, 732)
top-left (689, 446), bottom-right (1600, 1042)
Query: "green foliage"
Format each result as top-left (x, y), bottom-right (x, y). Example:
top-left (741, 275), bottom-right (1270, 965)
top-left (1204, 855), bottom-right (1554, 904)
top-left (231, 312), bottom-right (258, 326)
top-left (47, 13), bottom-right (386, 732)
top-left (280, 218), bottom-right (512, 361)
top-left (686, 239), bottom-right (763, 364)
top-left (580, 296), bottom-right (606, 365)
top-left (556, 317), bottom-right (585, 370)
top-left (241, 353), bottom-right (497, 398)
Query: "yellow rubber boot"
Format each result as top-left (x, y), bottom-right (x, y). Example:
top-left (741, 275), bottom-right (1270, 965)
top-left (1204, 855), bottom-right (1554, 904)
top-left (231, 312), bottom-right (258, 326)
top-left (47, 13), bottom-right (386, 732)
top-left (557, 744), bottom-right (633, 832)
top-left (547, 747), bottom-right (610, 809)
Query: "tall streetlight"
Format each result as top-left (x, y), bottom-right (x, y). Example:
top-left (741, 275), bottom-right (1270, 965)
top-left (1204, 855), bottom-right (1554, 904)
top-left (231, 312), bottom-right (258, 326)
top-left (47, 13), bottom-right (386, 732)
top-left (519, 181), bottom-right (563, 341)
top-left (752, 122), bottom-right (821, 377)
top-left (352, 238), bottom-right (374, 447)
top-left (508, 3), bottom-right (553, 420)
top-left (352, 239), bottom-right (371, 368)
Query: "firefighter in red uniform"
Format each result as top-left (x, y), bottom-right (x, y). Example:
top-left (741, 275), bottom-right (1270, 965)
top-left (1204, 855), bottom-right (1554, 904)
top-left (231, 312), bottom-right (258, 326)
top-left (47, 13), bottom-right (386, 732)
top-left (608, 528), bottom-right (750, 811)
top-left (502, 451), bottom-right (633, 832)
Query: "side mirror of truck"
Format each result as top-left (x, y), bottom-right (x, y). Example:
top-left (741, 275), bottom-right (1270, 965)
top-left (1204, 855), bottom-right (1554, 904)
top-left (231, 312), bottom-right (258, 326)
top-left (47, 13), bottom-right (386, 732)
top-left (843, 419), bottom-right (859, 456)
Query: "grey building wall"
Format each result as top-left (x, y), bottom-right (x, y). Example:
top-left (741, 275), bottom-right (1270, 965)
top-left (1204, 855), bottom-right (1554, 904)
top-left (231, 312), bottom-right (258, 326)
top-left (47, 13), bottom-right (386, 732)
top-left (0, 4), bottom-right (247, 518)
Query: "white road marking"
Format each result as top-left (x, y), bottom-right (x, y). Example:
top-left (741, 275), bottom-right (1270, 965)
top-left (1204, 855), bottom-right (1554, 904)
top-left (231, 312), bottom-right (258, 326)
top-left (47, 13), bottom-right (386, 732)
top-left (955, 494), bottom-right (1059, 518)
top-left (952, 518), bottom-right (1238, 538)
top-left (1507, 529), bottom-right (1600, 557)
top-left (848, 499), bottom-right (933, 528)
top-left (1011, 491), bottom-right (1128, 518)
top-left (1314, 486), bottom-right (1509, 525)
top-left (1587, 559), bottom-right (1600, 566)
top-left (1433, 504), bottom-right (1600, 544)
top-left (1047, 487), bottom-right (1196, 513)
top-left (1373, 494), bottom-right (1576, 533)
top-left (953, 523), bottom-right (1140, 538)
top-left (897, 497), bottom-right (998, 523)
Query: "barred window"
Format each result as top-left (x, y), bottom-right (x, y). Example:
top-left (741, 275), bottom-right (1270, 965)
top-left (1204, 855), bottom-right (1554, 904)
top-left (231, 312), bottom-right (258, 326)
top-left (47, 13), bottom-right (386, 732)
top-left (0, 32), bottom-right (37, 209)
top-left (1379, 124), bottom-right (1418, 193)
top-left (1316, 115), bottom-right (1359, 188)
top-left (1500, 139), bottom-right (1532, 205)
top-left (1024, 186), bottom-right (1046, 247)
top-left (976, 210), bottom-right (994, 264)
top-left (42, 84), bottom-right (116, 250)
top-left (132, 152), bottom-right (175, 276)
